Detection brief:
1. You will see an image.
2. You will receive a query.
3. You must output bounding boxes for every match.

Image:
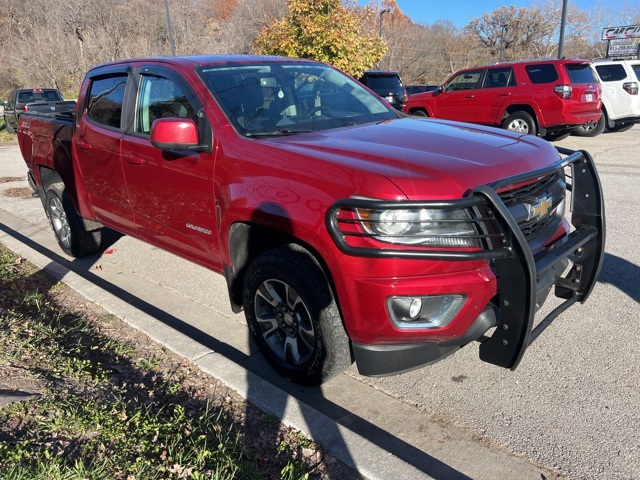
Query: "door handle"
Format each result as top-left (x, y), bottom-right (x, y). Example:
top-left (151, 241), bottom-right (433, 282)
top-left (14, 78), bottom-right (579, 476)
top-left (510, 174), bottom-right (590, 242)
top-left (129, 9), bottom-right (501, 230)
top-left (465, 95), bottom-right (475, 98)
top-left (124, 154), bottom-right (145, 165)
top-left (500, 93), bottom-right (512, 97)
top-left (76, 142), bottom-right (92, 150)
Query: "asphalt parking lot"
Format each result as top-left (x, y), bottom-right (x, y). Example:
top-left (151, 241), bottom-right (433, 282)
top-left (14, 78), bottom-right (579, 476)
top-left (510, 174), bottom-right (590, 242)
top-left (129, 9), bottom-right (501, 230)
top-left (1, 124), bottom-right (638, 479)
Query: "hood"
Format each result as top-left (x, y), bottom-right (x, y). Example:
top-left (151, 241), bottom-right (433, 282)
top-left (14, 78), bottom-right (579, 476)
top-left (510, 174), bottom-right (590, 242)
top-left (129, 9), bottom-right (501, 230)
top-left (269, 117), bottom-right (560, 199)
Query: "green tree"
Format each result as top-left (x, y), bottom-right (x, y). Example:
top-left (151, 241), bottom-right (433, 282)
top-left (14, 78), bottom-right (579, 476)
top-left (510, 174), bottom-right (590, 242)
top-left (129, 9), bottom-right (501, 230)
top-left (254, 0), bottom-right (387, 78)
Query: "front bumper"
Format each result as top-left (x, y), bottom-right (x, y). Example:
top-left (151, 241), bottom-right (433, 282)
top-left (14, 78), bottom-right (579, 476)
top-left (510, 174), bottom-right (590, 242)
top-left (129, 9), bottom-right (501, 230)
top-left (327, 147), bottom-right (605, 376)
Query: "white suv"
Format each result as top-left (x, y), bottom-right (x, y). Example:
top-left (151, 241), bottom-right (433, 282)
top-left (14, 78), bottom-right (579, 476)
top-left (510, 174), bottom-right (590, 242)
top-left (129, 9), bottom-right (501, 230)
top-left (575, 58), bottom-right (640, 136)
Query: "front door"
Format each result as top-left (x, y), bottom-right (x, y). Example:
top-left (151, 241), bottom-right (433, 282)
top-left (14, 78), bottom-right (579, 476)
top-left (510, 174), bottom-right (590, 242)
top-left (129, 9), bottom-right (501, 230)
top-left (120, 66), bottom-right (220, 268)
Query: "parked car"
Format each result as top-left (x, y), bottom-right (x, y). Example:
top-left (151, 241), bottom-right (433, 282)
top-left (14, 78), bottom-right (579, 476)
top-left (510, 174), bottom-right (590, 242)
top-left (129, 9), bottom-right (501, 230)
top-left (404, 59), bottom-right (602, 140)
top-left (406, 84), bottom-right (439, 96)
top-left (574, 58), bottom-right (640, 137)
top-left (359, 70), bottom-right (408, 110)
top-left (16, 55), bottom-right (604, 385)
top-left (3, 88), bottom-right (76, 133)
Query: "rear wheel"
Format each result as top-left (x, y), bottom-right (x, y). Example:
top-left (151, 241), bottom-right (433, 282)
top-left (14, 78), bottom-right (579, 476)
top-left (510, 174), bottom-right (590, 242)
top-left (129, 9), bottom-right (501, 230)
top-left (609, 122), bottom-right (634, 133)
top-left (411, 110), bottom-right (428, 117)
top-left (573, 112), bottom-right (606, 137)
top-left (45, 183), bottom-right (101, 257)
top-left (502, 111), bottom-right (537, 136)
top-left (3, 116), bottom-right (15, 134)
top-left (243, 245), bottom-right (352, 384)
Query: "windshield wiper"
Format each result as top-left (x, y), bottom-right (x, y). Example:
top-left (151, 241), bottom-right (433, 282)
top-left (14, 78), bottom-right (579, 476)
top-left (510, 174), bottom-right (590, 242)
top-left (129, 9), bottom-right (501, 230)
top-left (245, 128), bottom-right (314, 138)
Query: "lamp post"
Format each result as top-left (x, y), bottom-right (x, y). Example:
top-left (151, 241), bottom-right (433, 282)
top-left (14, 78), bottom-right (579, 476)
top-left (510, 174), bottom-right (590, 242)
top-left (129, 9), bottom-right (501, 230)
top-left (379, 8), bottom-right (390, 39)
top-left (378, 8), bottom-right (390, 69)
top-left (557, 0), bottom-right (568, 59)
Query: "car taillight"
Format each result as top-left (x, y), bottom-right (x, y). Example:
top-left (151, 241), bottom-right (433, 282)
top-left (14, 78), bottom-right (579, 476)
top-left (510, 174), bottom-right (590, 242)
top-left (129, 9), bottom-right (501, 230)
top-left (24, 105), bottom-right (29, 112)
top-left (623, 82), bottom-right (638, 95)
top-left (554, 84), bottom-right (572, 99)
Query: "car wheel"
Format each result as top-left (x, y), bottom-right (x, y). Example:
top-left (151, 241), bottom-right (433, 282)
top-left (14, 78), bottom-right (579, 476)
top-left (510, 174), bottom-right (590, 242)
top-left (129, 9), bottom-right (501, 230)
top-left (573, 113), bottom-right (606, 137)
top-left (45, 183), bottom-right (102, 257)
top-left (411, 110), bottom-right (428, 117)
top-left (243, 244), bottom-right (352, 385)
top-left (609, 122), bottom-right (634, 133)
top-left (3, 116), bottom-right (15, 134)
top-left (502, 111), bottom-right (537, 136)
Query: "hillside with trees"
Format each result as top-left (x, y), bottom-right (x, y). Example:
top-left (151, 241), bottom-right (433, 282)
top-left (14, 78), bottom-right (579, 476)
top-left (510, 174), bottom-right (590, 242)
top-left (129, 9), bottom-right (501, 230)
top-left (0, 0), bottom-right (637, 98)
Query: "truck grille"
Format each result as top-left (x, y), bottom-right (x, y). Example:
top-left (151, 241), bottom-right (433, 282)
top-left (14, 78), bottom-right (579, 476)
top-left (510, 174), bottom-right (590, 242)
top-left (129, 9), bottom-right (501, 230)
top-left (498, 169), bottom-right (566, 248)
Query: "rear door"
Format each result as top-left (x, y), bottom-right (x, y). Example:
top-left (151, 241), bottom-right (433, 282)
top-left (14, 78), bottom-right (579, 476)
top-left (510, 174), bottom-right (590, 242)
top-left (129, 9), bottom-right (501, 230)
top-left (474, 67), bottom-right (516, 125)
top-left (74, 69), bottom-right (134, 232)
top-left (564, 62), bottom-right (600, 116)
top-left (119, 65), bottom-right (220, 268)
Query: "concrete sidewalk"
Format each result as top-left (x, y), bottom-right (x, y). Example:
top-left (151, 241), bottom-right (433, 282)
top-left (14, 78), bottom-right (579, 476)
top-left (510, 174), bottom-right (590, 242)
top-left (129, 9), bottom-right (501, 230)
top-left (0, 207), bottom-right (556, 480)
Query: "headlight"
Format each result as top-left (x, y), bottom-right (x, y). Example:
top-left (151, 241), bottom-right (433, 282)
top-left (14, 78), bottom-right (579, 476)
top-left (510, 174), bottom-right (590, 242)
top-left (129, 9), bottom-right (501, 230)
top-left (356, 207), bottom-right (478, 247)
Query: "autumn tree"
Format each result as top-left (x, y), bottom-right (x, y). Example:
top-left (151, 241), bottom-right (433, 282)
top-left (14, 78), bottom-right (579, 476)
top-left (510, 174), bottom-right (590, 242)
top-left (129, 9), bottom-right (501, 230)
top-left (253, 0), bottom-right (387, 77)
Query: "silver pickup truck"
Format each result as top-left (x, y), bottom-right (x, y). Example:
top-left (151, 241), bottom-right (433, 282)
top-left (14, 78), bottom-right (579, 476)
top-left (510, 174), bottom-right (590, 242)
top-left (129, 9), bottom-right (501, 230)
top-left (3, 88), bottom-right (76, 133)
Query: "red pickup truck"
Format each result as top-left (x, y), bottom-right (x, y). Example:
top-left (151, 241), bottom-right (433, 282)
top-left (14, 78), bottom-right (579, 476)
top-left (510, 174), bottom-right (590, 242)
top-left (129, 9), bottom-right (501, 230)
top-left (17, 55), bottom-right (605, 384)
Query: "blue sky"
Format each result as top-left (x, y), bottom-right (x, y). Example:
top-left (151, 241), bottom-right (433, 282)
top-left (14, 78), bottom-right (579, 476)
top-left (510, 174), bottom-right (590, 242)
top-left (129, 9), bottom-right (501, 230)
top-left (394, 0), bottom-right (628, 28)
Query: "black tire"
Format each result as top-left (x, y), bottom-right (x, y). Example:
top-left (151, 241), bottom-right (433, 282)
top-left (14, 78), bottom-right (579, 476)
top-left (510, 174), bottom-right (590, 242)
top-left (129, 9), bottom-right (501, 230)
top-left (411, 110), bottom-right (428, 117)
top-left (573, 112), bottom-right (606, 137)
top-left (4, 116), bottom-right (15, 134)
top-left (45, 183), bottom-right (101, 257)
top-left (501, 111), bottom-right (537, 136)
top-left (544, 130), bottom-right (571, 142)
top-left (609, 122), bottom-right (634, 133)
top-left (243, 245), bottom-right (352, 384)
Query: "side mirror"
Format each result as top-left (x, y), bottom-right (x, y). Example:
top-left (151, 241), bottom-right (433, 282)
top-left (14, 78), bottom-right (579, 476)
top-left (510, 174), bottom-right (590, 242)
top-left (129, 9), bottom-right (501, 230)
top-left (149, 118), bottom-right (201, 151)
top-left (438, 85), bottom-right (445, 93)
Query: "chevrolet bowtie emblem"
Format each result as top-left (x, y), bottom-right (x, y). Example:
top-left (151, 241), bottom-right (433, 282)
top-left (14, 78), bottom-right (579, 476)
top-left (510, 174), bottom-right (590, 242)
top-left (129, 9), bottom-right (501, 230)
top-left (526, 196), bottom-right (553, 220)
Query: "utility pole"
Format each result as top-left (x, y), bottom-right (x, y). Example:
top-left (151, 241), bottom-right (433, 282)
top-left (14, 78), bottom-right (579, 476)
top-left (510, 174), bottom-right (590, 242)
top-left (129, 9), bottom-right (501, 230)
top-left (165, 0), bottom-right (176, 56)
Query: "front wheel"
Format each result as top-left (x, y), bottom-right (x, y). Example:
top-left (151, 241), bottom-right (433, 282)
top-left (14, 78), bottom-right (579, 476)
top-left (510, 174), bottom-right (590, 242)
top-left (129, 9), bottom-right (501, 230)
top-left (45, 183), bottom-right (101, 257)
top-left (501, 111), bottom-right (537, 136)
top-left (411, 110), bottom-right (428, 117)
top-left (243, 245), bottom-right (352, 384)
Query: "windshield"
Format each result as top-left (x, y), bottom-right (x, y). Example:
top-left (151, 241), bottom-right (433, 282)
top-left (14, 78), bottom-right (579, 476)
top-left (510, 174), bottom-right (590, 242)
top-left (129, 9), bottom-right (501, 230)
top-left (197, 61), bottom-right (397, 137)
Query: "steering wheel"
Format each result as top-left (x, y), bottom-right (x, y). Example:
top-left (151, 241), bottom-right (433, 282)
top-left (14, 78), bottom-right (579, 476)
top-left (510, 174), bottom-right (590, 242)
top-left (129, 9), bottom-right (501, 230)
top-left (308, 105), bottom-right (333, 117)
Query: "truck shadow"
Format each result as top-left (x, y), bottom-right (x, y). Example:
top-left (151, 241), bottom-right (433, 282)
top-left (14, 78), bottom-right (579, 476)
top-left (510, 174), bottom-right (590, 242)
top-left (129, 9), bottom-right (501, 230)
top-left (598, 252), bottom-right (640, 303)
top-left (0, 221), bottom-right (472, 479)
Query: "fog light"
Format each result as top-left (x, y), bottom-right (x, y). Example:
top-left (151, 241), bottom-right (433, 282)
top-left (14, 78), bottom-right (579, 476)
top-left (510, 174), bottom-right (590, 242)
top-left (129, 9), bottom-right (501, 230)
top-left (388, 295), bottom-right (465, 329)
top-left (409, 298), bottom-right (422, 319)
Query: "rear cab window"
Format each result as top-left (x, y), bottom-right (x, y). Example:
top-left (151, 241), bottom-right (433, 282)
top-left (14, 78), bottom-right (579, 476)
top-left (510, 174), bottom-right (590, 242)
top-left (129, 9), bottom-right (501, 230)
top-left (86, 74), bottom-right (128, 129)
top-left (564, 64), bottom-right (597, 84)
top-left (525, 64), bottom-right (559, 84)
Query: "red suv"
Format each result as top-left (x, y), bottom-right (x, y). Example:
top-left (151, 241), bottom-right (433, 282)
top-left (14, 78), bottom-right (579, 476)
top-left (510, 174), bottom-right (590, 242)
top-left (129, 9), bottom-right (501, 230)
top-left (404, 59), bottom-right (602, 139)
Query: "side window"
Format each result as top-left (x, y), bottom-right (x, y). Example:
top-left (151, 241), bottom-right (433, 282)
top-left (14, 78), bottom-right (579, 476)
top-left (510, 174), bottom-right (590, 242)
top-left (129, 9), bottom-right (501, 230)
top-left (594, 64), bottom-right (627, 82)
top-left (136, 75), bottom-right (197, 135)
top-left (483, 68), bottom-right (515, 88)
top-left (86, 74), bottom-right (128, 129)
top-left (446, 70), bottom-right (484, 91)
top-left (525, 64), bottom-right (559, 84)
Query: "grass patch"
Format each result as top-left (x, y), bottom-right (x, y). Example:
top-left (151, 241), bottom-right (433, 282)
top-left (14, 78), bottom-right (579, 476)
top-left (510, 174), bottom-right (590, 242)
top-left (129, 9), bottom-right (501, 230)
top-left (0, 116), bottom-right (15, 143)
top-left (0, 245), bottom-right (360, 479)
